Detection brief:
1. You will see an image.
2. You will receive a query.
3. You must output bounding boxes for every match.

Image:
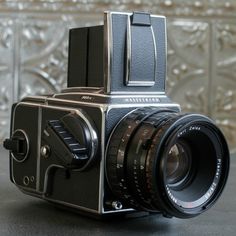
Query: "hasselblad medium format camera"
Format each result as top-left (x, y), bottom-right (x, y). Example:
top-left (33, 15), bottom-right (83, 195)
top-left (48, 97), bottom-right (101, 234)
top-left (4, 11), bottom-right (230, 219)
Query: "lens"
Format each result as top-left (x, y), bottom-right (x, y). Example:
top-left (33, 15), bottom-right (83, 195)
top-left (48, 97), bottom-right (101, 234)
top-left (106, 107), bottom-right (230, 218)
top-left (166, 142), bottom-right (191, 186)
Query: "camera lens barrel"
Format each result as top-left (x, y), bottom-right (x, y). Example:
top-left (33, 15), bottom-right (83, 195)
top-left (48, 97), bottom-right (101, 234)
top-left (106, 107), bottom-right (230, 218)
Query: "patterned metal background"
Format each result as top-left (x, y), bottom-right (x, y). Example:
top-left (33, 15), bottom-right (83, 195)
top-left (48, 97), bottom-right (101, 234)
top-left (0, 0), bottom-right (236, 152)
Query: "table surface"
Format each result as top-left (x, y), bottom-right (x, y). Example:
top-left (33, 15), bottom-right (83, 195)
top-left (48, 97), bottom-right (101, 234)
top-left (0, 146), bottom-right (235, 236)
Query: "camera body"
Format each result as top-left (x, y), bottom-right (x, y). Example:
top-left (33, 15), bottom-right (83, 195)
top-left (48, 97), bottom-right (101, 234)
top-left (9, 11), bottom-right (178, 216)
top-left (5, 11), bottom-right (229, 219)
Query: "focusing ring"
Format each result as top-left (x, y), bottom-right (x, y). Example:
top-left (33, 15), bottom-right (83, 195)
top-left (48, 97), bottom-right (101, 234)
top-left (145, 114), bottom-right (192, 215)
top-left (146, 115), bottom-right (230, 218)
top-left (106, 107), bottom-right (177, 211)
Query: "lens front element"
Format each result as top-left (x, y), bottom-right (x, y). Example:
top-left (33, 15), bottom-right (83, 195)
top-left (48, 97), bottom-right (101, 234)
top-left (166, 142), bottom-right (192, 186)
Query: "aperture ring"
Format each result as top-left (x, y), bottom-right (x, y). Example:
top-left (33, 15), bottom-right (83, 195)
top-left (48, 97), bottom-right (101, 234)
top-left (125, 112), bottom-right (178, 211)
top-left (106, 107), bottom-right (160, 208)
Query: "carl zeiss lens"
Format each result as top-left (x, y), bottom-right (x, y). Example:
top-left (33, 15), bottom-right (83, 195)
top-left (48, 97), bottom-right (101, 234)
top-left (106, 107), bottom-right (230, 218)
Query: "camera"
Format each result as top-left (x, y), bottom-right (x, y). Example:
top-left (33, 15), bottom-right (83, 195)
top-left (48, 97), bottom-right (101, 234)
top-left (4, 11), bottom-right (230, 219)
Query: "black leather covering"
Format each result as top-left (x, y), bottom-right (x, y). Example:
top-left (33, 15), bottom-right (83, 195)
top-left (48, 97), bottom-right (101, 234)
top-left (68, 11), bottom-right (167, 94)
top-left (128, 12), bottom-right (156, 85)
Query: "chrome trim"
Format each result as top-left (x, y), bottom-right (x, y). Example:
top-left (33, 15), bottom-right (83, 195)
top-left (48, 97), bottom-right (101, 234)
top-left (20, 181), bottom-right (100, 214)
top-left (108, 91), bottom-right (165, 95)
top-left (98, 107), bottom-right (106, 214)
top-left (164, 16), bottom-right (167, 89)
top-left (17, 184), bottom-right (41, 194)
top-left (26, 96), bottom-right (106, 108)
top-left (126, 81), bottom-right (155, 86)
top-left (45, 198), bottom-right (100, 214)
top-left (62, 87), bottom-right (104, 94)
top-left (43, 164), bottom-right (64, 194)
top-left (36, 107), bottom-right (42, 192)
top-left (104, 11), bottom-right (165, 19)
top-left (54, 92), bottom-right (167, 98)
top-left (19, 98), bottom-right (180, 111)
top-left (43, 164), bottom-right (99, 213)
top-left (104, 11), bottom-right (113, 94)
top-left (151, 25), bottom-right (157, 83)
top-left (10, 105), bottom-right (18, 185)
top-left (108, 103), bottom-right (180, 109)
top-left (19, 95), bottom-right (180, 111)
top-left (22, 95), bottom-right (50, 103)
top-left (103, 208), bottom-right (134, 214)
top-left (19, 187), bottom-right (101, 214)
top-left (11, 129), bottom-right (30, 163)
top-left (125, 15), bottom-right (131, 86)
top-left (15, 102), bottom-right (98, 113)
top-left (22, 95), bottom-right (46, 99)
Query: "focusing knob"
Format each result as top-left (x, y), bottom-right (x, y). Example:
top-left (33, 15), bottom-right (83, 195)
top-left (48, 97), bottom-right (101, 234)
top-left (43, 112), bottom-right (98, 170)
top-left (61, 113), bottom-right (91, 152)
top-left (3, 129), bottom-right (29, 162)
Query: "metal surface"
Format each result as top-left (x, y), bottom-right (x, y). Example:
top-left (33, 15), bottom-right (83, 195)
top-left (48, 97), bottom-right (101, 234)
top-left (0, 146), bottom-right (235, 235)
top-left (0, 0), bottom-right (235, 152)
